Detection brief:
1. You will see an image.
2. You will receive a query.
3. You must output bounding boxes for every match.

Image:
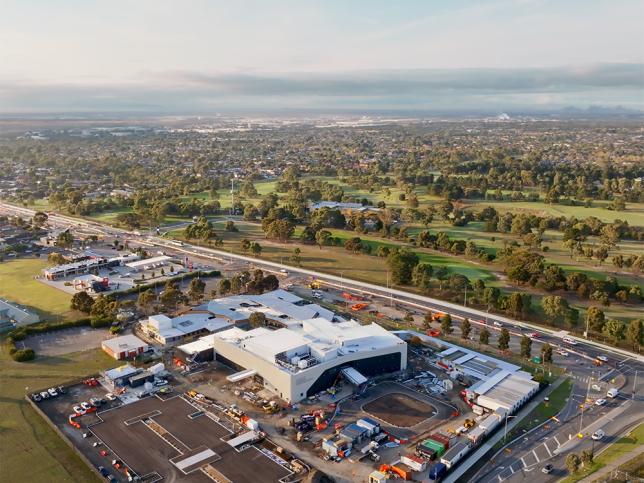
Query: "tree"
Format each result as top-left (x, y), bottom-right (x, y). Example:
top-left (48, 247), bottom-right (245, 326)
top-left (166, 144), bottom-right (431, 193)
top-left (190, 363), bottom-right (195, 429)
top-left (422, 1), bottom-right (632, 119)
top-left (542, 295), bottom-right (571, 325)
top-left (520, 335), bottom-right (532, 359)
top-left (504, 250), bottom-right (545, 285)
top-left (32, 211), bottom-right (48, 227)
top-left (56, 231), bottom-right (74, 248)
top-left (581, 449), bottom-right (594, 467)
top-left (48, 252), bottom-right (67, 265)
top-left (440, 313), bottom-right (453, 335)
top-left (565, 453), bottom-right (581, 475)
top-left (71, 291), bottom-right (94, 313)
top-left (90, 294), bottom-right (117, 325)
top-left (626, 319), bottom-right (642, 351)
top-left (603, 319), bottom-right (625, 343)
top-left (290, 248), bottom-right (302, 266)
top-left (250, 242), bottom-right (262, 257)
top-left (586, 306), bottom-right (606, 333)
top-left (219, 278), bottom-right (231, 296)
top-left (160, 286), bottom-right (188, 311)
top-left (386, 248), bottom-right (419, 285)
top-left (137, 289), bottom-right (156, 314)
top-left (240, 239), bottom-right (251, 253)
top-left (479, 327), bottom-right (490, 345)
top-left (498, 328), bottom-right (510, 351)
top-left (541, 342), bottom-right (553, 363)
top-left (483, 287), bottom-right (501, 310)
top-left (506, 292), bottom-right (524, 318)
top-left (248, 312), bottom-right (266, 328)
top-left (411, 263), bottom-right (433, 292)
top-left (422, 312), bottom-right (432, 330)
top-left (188, 278), bottom-right (206, 302)
top-left (315, 229), bottom-right (333, 248)
top-left (264, 219), bottom-right (294, 241)
top-left (224, 220), bottom-right (238, 232)
top-left (461, 318), bottom-right (471, 340)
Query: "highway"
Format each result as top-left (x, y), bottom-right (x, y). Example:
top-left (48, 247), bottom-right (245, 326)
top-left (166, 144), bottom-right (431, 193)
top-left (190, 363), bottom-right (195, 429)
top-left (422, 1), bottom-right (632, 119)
top-left (3, 201), bottom-right (642, 369)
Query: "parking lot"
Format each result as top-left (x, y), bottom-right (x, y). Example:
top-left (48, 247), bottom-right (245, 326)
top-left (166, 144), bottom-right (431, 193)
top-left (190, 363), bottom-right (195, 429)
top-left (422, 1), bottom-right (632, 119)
top-left (90, 395), bottom-right (292, 483)
top-left (19, 326), bottom-right (110, 356)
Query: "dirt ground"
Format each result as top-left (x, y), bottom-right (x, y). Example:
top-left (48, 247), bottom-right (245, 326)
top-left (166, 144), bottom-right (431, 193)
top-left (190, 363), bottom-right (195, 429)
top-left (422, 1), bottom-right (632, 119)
top-left (19, 326), bottom-right (110, 356)
top-left (362, 392), bottom-right (436, 427)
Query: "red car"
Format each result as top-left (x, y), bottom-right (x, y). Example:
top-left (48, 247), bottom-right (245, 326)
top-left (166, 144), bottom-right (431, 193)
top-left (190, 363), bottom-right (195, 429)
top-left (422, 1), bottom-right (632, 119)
top-left (530, 332), bottom-right (540, 338)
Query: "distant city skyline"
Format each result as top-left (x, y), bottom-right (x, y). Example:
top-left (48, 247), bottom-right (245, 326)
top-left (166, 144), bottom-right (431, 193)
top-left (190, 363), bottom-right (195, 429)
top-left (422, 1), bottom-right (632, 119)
top-left (1, 0), bottom-right (643, 113)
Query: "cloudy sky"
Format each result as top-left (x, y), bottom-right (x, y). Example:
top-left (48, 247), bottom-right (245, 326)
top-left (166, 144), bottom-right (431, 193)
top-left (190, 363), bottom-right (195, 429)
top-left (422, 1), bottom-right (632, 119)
top-left (1, 0), bottom-right (643, 113)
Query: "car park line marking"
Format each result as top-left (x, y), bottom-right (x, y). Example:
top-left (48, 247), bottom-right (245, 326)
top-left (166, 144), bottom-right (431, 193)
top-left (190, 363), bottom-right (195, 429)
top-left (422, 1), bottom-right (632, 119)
top-left (554, 435), bottom-right (561, 446)
top-left (532, 450), bottom-right (540, 462)
top-left (520, 457), bottom-right (528, 468)
top-left (543, 442), bottom-right (553, 457)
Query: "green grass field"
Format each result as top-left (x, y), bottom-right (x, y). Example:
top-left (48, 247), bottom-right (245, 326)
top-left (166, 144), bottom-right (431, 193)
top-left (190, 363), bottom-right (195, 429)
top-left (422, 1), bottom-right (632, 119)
top-left (0, 344), bottom-right (113, 482)
top-left (561, 423), bottom-right (644, 482)
top-left (0, 259), bottom-right (81, 321)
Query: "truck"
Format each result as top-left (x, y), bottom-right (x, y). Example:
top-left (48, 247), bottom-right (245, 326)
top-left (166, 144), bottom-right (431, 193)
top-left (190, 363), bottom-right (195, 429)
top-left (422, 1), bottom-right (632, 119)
top-left (428, 462), bottom-right (447, 481)
top-left (607, 388), bottom-right (619, 398)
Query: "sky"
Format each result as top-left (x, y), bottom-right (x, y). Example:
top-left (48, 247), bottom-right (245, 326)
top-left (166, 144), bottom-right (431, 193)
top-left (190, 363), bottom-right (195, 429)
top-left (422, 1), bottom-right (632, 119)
top-left (0, 0), bottom-right (643, 114)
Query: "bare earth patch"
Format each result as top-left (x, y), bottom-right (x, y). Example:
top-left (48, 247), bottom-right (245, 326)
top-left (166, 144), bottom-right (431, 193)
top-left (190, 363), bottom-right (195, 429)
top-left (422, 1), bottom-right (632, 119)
top-left (362, 392), bottom-right (436, 427)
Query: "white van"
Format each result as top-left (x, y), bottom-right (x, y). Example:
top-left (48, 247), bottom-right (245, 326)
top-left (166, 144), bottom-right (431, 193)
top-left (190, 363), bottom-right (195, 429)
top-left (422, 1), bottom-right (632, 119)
top-left (607, 388), bottom-right (619, 398)
top-left (562, 336), bottom-right (577, 345)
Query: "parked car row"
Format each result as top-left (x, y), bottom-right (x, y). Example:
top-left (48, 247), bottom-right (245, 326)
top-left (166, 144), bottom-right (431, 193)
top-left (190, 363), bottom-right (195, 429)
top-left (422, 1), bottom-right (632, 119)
top-left (31, 386), bottom-right (65, 402)
top-left (73, 398), bottom-right (105, 415)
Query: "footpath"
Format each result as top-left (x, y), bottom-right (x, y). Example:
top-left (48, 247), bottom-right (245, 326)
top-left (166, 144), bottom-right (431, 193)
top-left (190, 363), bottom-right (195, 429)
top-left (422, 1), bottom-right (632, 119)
top-left (445, 376), bottom-right (567, 483)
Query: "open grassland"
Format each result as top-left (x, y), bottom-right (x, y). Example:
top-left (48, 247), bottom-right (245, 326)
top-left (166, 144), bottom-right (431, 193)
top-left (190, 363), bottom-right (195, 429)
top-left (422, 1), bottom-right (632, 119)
top-left (0, 345), bottom-right (113, 482)
top-left (561, 423), bottom-right (644, 482)
top-left (0, 259), bottom-right (82, 321)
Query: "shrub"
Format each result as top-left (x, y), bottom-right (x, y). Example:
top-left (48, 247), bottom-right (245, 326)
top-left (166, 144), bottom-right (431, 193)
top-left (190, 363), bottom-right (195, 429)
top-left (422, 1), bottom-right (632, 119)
top-left (12, 348), bottom-right (35, 362)
top-left (90, 317), bottom-right (111, 328)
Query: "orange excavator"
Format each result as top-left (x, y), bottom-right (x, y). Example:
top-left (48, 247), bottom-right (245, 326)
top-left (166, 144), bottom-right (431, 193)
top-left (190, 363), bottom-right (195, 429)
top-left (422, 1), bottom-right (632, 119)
top-left (379, 464), bottom-right (411, 480)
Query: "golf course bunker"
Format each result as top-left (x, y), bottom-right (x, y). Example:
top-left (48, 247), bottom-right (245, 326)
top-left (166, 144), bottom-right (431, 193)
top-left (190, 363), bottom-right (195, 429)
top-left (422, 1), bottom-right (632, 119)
top-left (363, 392), bottom-right (436, 427)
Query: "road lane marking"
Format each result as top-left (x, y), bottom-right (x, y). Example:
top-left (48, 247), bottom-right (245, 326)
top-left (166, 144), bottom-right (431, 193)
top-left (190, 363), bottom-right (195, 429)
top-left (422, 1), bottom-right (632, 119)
top-left (520, 457), bottom-right (527, 468)
top-left (554, 435), bottom-right (561, 446)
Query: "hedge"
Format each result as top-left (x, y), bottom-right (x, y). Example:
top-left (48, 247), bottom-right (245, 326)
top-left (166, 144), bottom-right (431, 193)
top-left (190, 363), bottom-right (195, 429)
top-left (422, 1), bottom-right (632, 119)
top-left (12, 348), bottom-right (35, 362)
top-left (117, 269), bottom-right (220, 296)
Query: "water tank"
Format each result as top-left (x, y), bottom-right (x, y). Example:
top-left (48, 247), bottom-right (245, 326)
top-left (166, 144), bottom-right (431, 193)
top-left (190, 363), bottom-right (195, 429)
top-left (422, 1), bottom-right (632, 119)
top-left (298, 359), bottom-right (308, 369)
top-left (291, 356), bottom-right (300, 365)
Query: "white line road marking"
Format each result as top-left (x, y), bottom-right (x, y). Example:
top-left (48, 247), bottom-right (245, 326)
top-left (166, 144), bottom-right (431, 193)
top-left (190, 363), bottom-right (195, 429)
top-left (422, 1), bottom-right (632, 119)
top-left (520, 457), bottom-right (528, 468)
top-left (532, 450), bottom-right (540, 462)
top-left (544, 442), bottom-right (553, 457)
top-left (498, 475), bottom-right (503, 482)
top-left (554, 435), bottom-right (561, 446)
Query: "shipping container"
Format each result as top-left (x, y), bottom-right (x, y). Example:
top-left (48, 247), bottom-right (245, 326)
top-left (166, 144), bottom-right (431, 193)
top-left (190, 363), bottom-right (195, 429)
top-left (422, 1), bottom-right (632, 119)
top-left (429, 433), bottom-right (451, 449)
top-left (467, 426), bottom-right (487, 444)
top-left (421, 439), bottom-right (446, 457)
top-left (401, 454), bottom-right (427, 472)
top-left (472, 404), bottom-right (485, 416)
top-left (479, 413), bottom-right (501, 432)
top-left (428, 462), bottom-right (447, 481)
top-left (416, 445), bottom-right (437, 460)
top-left (440, 441), bottom-right (470, 469)
top-left (392, 463), bottom-right (413, 481)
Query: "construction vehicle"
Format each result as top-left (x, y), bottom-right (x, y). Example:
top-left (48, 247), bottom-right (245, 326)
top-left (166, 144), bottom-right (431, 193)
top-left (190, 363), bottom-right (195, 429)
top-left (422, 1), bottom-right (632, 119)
top-left (262, 401), bottom-right (280, 413)
top-left (308, 280), bottom-right (322, 290)
top-left (463, 419), bottom-right (475, 429)
top-left (432, 312), bottom-right (445, 322)
top-left (351, 303), bottom-right (369, 311)
top-left (427, 329), bottom-right (441, 337)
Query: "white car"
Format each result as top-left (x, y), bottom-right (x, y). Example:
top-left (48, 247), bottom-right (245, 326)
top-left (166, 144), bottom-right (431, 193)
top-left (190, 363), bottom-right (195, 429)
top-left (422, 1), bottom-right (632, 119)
top-left (73, 405), bottom-right (84, 415)
top-left (48, 388), bottom-right (58, 397)
top-left (597, 355), bottom-right (608, 362)
top-left (592, 384), bottom-right (601, 392)
top-left (591, 429), bottom-right (605, 440)
top-left (493, 321), bottom-right (503, 327)
top-left (595, 399), bottom-right (607, 406)
top-left (557, 350), bottom-right (569, 356)
top-left (562, 337), bottom-right (577, 345)
top-left (80, 401), bottom-right (92, 410)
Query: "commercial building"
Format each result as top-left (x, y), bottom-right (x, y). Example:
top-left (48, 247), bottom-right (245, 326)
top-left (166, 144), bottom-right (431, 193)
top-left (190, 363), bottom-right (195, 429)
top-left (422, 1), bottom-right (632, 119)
top-left (124, 255), bottom-right (174, 272)
top-left (177, 290), bottom-right (407, 403)
top-left (0, 298), bottom-right (40, 331)
top-left (43, 253), bottom-right (140, 280)
top-left (141, 312), bottom-right (235, 346)
top-left (102, 334), bottom-right (149, 360)
top-left (436, 341), bottom-right (539, 415)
